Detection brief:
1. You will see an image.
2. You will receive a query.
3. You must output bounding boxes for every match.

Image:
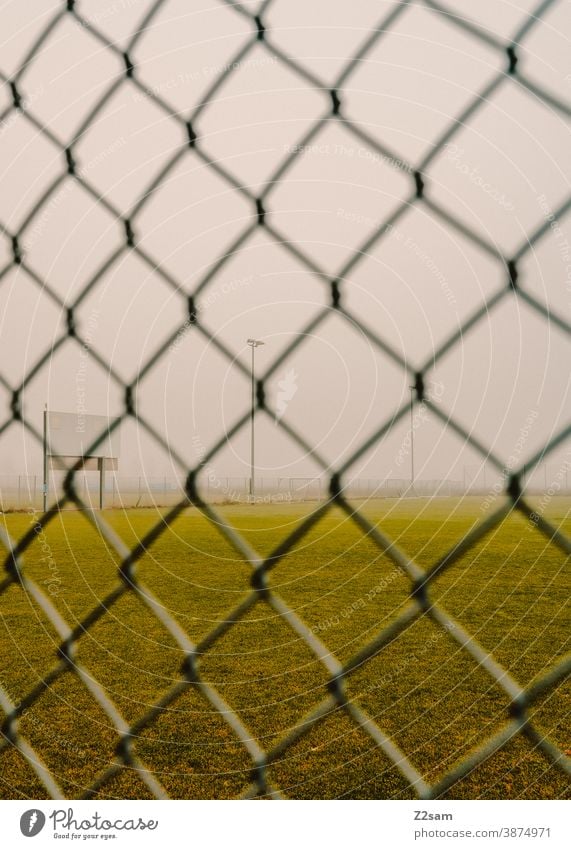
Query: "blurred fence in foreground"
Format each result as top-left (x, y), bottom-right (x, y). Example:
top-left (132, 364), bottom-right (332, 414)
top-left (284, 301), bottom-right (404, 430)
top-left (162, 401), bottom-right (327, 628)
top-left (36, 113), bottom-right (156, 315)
top-left (1, 0), bottom-right (570, 803)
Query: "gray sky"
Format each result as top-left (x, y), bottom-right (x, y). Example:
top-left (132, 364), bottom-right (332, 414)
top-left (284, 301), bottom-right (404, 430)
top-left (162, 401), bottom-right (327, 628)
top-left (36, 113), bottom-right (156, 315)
top-left (0, 0), bottom-right (569, 492)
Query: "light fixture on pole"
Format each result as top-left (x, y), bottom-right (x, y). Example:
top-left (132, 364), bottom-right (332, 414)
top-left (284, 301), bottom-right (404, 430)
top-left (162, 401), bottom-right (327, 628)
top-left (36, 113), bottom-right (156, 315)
top-left (247, 339), bottom-right (265, 501)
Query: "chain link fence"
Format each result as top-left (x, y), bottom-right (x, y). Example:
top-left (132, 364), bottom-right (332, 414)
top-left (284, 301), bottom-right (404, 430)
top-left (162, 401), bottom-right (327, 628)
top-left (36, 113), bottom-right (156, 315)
top-left (2, 472), bottom-right (568, 511)
top-left (0, 0), bottom-right (570, 799)
top-left (0, 473), bottom-right (476, 510)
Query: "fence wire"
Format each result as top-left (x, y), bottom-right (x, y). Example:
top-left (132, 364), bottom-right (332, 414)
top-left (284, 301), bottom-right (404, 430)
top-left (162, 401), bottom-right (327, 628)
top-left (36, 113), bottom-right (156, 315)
top-left (0, 0), bottom-right (570, 799)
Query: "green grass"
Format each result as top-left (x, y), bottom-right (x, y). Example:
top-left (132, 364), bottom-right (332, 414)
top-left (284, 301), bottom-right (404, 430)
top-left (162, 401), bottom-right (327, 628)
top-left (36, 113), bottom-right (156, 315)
top-left (0, 495), bottom-right (569, 799)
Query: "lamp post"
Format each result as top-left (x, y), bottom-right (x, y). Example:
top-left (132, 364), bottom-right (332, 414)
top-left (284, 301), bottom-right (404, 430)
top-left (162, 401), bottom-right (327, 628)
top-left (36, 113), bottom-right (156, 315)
top-left (409, 386), bottom-right (415, 492)
top-left (247, 339), bottom-right (264, 501)
top-left (43, 403), bottom-right (48, 512)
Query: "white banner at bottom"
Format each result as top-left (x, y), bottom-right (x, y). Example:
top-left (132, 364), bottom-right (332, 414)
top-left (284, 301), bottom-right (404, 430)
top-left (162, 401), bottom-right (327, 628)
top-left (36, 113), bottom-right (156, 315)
top-left (1, 799), bottom-right (568, 849)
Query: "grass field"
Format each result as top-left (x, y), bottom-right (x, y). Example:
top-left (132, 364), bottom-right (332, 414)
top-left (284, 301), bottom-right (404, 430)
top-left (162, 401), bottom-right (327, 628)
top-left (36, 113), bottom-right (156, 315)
top-left (0, 495), bottom-right (569, 800)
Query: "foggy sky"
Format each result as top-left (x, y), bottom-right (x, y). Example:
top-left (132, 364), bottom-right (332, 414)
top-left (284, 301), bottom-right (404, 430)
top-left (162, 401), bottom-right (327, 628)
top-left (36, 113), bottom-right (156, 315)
top-left (0, 0), bottom-right (569, 494)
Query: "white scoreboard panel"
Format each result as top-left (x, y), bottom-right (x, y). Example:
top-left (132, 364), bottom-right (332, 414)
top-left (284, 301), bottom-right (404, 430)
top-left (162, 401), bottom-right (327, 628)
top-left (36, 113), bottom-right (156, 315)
top-left (46, 411), bottom-right (120, 466)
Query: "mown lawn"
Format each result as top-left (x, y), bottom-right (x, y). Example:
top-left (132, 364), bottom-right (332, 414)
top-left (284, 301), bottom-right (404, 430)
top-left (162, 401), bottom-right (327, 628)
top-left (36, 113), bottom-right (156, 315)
top-left (0, 496), bottom-right (569, 799)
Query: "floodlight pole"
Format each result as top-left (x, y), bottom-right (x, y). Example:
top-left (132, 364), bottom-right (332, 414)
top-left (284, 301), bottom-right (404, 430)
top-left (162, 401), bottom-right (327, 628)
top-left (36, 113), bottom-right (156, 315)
top-left (247, 339), bottom-right (264, 501)
top-left (43, 404), bottom-right (48, 512)
top-left (409, 386), bottom-right (415, 492)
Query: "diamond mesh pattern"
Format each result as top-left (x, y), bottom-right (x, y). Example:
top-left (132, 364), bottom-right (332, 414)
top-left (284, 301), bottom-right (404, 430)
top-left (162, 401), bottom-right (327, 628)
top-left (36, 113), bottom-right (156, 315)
top-left (0, 0), bottom-right (570, 799)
